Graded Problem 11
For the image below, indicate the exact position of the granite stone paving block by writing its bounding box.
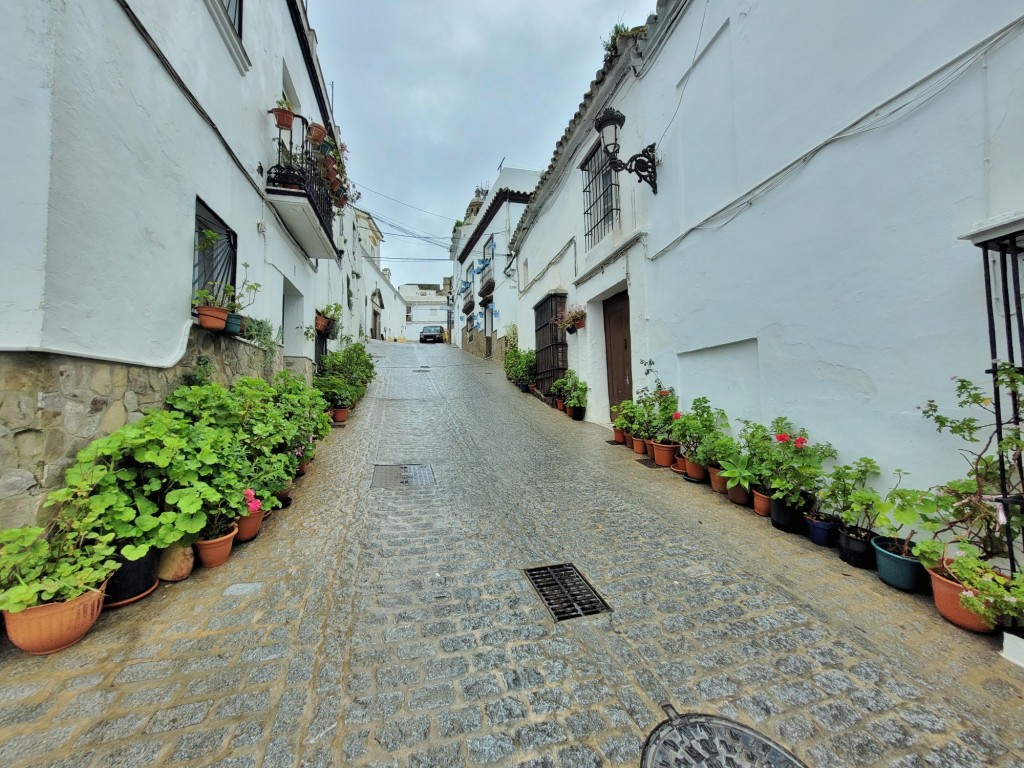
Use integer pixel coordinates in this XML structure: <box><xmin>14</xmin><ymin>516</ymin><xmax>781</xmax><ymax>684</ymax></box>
<box><xmin>1</xmin><ymin>341</ymin><xmax>1023</xmax><ymax>767</ymax></box>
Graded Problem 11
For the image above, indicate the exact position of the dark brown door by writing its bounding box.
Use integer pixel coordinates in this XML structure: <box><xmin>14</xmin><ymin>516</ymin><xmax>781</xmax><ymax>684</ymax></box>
<box><xmin>603</xmin><ymin>291</ymin><xmax>632</xmax><ymax>417</ymax></box>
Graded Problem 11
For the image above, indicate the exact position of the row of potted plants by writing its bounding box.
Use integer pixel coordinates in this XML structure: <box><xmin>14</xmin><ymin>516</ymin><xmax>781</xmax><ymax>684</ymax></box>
<box><xmin>504</xmin><ymin>347</ymin><xmax>537</xmax><ymax>392</ymax></box>
<box><xmin>192</xmin><ymin>258</ymin><xmax>262</xmax><ymax>334</ymax></box>
<box><xmin>610</xmin><ymin>364</ymin><xmax>1024</xmax><ymax>653</ymax></box>
<box><xmin>0</xmin><ymin>372</ymin><xmax>333</xmax><ymax>655</ymax></box>
<box><xmin>312</xmin><ymin>339</ymin><xmax>376</xmax><ymax>424</ymax></box>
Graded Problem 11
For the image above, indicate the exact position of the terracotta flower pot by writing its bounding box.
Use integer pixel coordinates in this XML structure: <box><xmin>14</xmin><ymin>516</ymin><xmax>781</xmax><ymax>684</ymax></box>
<box><xmin>3</xmin><ymin>584</ymin><xmax>106</xmax><ymax>655</ymax></box>
<box><xmin>236</xmin><ymin>510</ymin><xmax>264</xmax><ymax>543</ymax></box>
<box><xmin>574</xmin><ymin>318</ymin><xmax>585</xmax><ymax>330</ymax></box>
<box><xmin>752</xmin><ymin>489</ymin><xmax>771</xmax><ymax>516</ymax></box>
<box><xmin>307</xmin><ymin>122</ymin><xmax>328</xmax><ymax>143</ymax></box>
<box><xmin>196</xmin><ymin>306</ymin><xmax>228</xmax><ymax>330</ymax></box>
<box><xmin>157</xmin><ymin>543</ymin><xmax>195</xmax><ymax>582</ymax></box>
<box><xmin>624</xmin><ymin>432</ymin><xmax>634</xmax><ymax>449</ymax></box>
<box><xmin>650</xmin><ymin>441</ymin><xmax>680</xmax><ymax>467</ymax></box>
<box><xmin>314</xmin><ymin>314</ymin><xmax>330</xmax><ymax>333</ymax></box>
<box><xmin>632</xmin><ymin>438</ymin><xmax>647</xmax><ymax>455</ymax></box>
<box><xmin>726</xmin><ymin>485</ymin><xmax>752</xmax><ymax>506</ymax></box>
<box><xmin>271</xmin><ymin>107</ymin><xmax>294</xmax><ymax>130</ymax></box>
<box><xmin>333</xmin><ymin>408</ymin><xmax>349</xmax><ymax>423</ymax></box>
<box><xmin>674</xmin><ymin>454</ymin><xmax>687</xmax><ymax>471</ymax></box>
<box><xmin>708</xmin><ymin>466</ymin><xmax>727</xmax><ymax>493</ymax></box>
<box><xmin>612</xmin><ymin>427</ymin><xmax>625</xmax><ymax>444</ymax></box>
<box><xmin>195</xmin><ymin>524</ymin><xmax>237</xmax><ymax>568</ymax></box>
<box><xmin>556</xmin><ymin>399</ymin><xmax>565</xmax><ymax>411</ymax></box>
<box><xmin>927</xmin><ymin>561</ymin><xmax>996</xmax><ymax>634</ymax></box>
<box><xmin>684</xmin><ymin>457</ymin><xmax>708</xmax><ymax>482</ymax></box>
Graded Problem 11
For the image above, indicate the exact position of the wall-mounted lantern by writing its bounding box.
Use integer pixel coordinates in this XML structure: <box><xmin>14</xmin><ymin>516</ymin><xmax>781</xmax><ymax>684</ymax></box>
<box><xmin>593</xmin><ymin>107</ymin><xmax>657</xmax><ymax>194</ymax></box>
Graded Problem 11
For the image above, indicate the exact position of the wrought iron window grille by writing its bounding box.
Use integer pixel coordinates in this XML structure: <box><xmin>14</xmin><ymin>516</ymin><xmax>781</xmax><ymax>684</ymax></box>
<box><xmin>581</xmin><ymin>144</ymin><xmax>620</xmax><ymax>251</ymax></box>
<box><xmin>193</xmin><ymin>199</ymin><xmax>237</xmax><ymax>308</ymax></box>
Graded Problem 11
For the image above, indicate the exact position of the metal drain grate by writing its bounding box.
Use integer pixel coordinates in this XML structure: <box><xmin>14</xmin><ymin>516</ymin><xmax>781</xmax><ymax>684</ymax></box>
<box><xmin>642</xmin><ymin>706</ymin><xmax>807</xmax><ymax>767</ymax></box>
<box><xmin>523</xmin><ymin>563</ymin><xmax>611</xmax><ymax>621</ymax></box>
<box><xmin>636</xmin><ymin>458</ymin><xmax>663</xmax><ymax>469</ymax></box>
<box><xmin>371</xmin><ymin>464</ymin><xmax>435</xmax><ymax>489</ymax></box>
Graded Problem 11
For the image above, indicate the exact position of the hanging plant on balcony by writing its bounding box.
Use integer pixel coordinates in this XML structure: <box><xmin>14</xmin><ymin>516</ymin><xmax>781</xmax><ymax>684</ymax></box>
<box><xmin>307</xmin><ymin>122</ymin><xmax>328</xmax><ymax>145</ymax></box>
<box><xmin>271</xmin><ymin>97</ymin><xmax>295</xmax><ymax>131</ymax></box>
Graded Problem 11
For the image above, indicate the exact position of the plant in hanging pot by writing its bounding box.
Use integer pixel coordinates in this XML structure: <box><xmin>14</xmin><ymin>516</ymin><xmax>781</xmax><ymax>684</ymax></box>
<box><xmin>270</xmin><ymin>96</ymin><xmax>295</xmax><ymax>130</ymax></box>
<box><xmin>765</xmin><ymin>424</ymin><xmax>836</xmax><ymax>535</ymax></box>
<box><xmin>556</xmin><ymin>304</ymin><xmax>587</xmax><ymax>333</ymax></box>
<box><xmin>819</xmin><ymin>457</ymin><xmax>880</xmax><ymax>554</ymax></box>
<box><xmin>307</xmin><ymin>122</ymin><xmax>328</xmax><ymax>144</ymax></box>
<box><xmin>0</xmin><ymin>508</ymin><xmax>120</xmax><ymax>655</ymax></box>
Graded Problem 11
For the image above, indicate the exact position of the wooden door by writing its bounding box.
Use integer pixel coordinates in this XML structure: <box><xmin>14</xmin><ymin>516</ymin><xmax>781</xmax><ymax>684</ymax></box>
<box><xmin>603</xmin><ymin>291</ymin><xmax>632</xmax><ymax>417</ymax></box>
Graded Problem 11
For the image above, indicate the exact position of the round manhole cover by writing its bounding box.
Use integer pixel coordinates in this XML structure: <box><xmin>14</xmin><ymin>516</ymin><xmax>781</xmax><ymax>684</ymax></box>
<box><xmin>641</xmin><ymin>706</ymin><xmax>807</xmax><ymax>768</ymax></box>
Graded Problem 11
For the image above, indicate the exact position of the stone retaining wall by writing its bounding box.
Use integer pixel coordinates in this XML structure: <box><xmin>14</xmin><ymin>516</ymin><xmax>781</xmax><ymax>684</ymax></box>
<box><xmin>0</xmin><ymin>326</ymin><xmax>288</xmax><ymax>528</ymax></box>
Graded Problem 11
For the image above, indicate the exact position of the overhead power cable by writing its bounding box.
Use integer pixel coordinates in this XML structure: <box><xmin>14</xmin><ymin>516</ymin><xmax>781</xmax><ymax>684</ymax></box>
<box><xmin>354</xmin><ymin>182</ymin><xmax>458</xmax><ymax>220</ymax></box>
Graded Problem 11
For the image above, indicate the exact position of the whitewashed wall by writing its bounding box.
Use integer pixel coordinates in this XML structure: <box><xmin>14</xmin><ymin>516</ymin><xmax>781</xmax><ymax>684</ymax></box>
<box><xmin>1</xmin><ymin>0</ymin><xmax>339</xmax><ymax>367</ymax></box>
<box><xmin>514</xmin><ymin>0</ymin><xmax>1024</xmax><ymax>487</ymax></box>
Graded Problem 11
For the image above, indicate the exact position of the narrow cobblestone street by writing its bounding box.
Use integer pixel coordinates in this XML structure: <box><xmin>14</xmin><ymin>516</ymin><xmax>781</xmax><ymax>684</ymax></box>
<box><xmin>2</xmin><ymin>340</ymin><xmax>1024</xmax><ymax>768</ymax></box>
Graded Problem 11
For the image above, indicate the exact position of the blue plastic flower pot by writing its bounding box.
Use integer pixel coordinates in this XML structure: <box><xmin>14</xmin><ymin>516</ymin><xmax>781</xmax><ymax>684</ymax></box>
<box><xmin>872</xmin><ymin>536</ymin><xmax>929</xmax><ymax>592</ymax></box>
<box><xmin>806</xmin><ymin>517</ymin><xmax>837</xmax><ymax>547</ymax></box>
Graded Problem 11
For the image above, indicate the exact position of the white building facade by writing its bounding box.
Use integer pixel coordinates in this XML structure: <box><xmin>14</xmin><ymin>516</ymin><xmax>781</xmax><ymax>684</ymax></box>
<box><xmin>0</xmin><ymin>0</ymin><xmax>400</xmax><ymax>526</ymax></box>
<box><xmin>400</xmin><ymin>282</ymin><xmax>452</xmax><ymax>341</ymax></box>
<box><xmin>510</xmin><ymin>0</ymin><xmax>1024</xmax><ymax>486</ymax></box>
<box><xmin>451</xmin><ymin>168</ymin><xmax>539</xmax><ymax>360</ymax></box>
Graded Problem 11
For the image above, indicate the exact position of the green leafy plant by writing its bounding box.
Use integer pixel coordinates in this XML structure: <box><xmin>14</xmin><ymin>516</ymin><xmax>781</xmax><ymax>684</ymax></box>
<box><xmin>242</xmin><ymin>317</ymin><xmax>279</xmax><ymax>378</ymax></box>
<box><xmin>719</xmin><ymin>453</ymin><xmax>758</xmax><ymax>492</ymax></box>
<box><xmin>226</xmin><ymin>262</ymin><xmax>261</xmax><ymax>313</ymax></box>
<box><xmin>275</xmin><ymin>96</ymin><xmax>293</xmax><ymax>110</ymax></box>
<box><xmin>737</xmin><ymin>419</ymin><xmax>774</xmax><ymax>493</ymax></box>
<box><xmin>765</xmin><ymin>419</ymin><xmax>836</xmax><ymax>506</ymax></box>
<box><xmin>820</xmin><ymin>457</ymin><xmax>881</xmax><ymax>529</ymax></box>
<box><xmin>671</xmin><ymin>397</ymin><xmax>726</xmax><ymax>463</ymax></box>
<box><xmin>566</xmin><ymin>379</ymin><xmax>589</xmax><ymax>409</ymax></box>
<box><xmin>0</xmin><ymin>511</ymin><xmax>120</xmax><ymax>613</ymax></box>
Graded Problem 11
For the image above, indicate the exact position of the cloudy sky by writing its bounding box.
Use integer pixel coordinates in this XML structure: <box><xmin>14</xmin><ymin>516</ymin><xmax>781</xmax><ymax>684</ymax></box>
<box><xmin>308</xmin><ymin>1</ymin><xmax>656</xmax><ymax>287</ymax></box>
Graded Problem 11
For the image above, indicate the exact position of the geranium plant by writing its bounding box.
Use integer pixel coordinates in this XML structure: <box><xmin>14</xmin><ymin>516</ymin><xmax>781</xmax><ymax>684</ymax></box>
<box><xmin>819</xmin><ymin>457</ymin><xmax>881</xmax><ymax>531</ymax></box>
<box><xmin>765</xmin><ymin>420</ymin><xmax>836</xmax><ymax>507</ymax></box>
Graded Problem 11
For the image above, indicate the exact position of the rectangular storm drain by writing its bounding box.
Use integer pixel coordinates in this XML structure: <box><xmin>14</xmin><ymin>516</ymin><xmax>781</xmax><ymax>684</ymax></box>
<box><xmin>524</xmin><ymin>563</ymin><xmax>611</xmax><ymax>621</ymax></box>
<box><xmin>371</xmin><ymin>464</ymin><xmax>435</xmax><ymax>489</ymax></box>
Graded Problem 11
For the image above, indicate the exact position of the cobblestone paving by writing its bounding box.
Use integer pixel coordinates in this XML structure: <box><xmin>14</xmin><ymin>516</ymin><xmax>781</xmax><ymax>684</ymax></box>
<box><xmin>2</xmin><ymin>340</ymin><xmax>1024</xmax><ymax>767</ymax></box>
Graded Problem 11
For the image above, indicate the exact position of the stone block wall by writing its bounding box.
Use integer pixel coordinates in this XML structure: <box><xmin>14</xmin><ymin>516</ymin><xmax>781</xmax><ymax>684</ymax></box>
<box><xmin>0</xmin><ymin>326</ymin><xmax>285</xmax><ymax>529</ymax></box>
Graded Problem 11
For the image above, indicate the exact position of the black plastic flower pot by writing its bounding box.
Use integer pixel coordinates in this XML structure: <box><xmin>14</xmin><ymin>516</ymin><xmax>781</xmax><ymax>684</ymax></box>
<box><xmin>838</xmin><ymin>526</ymin><xmax>877</xmax><ymax>570</ymax></box>
<box><xmin>571</xmin><ymin>406</ymin><xmax>586</xmax><ymax>421</ymax></box>
<box><xmin>872</xmin><ymin>536</ymin><xmax>928</xmax><ymax>592</ymax></box>
<box><xmin>518</xmin><ymin>383</ymin><xmax>530</xmax><ymax>393</ymax></box>
<box><xmin>104</xmin><ymin>548</ymin><xmax>160</xmax><ymax>608</ymax></box>
<box><xmin>805</xmin><ymin>516</ymin><xmax>837</xmax><ymax>547</ymax></box>
<box><xmin>769</xmin><ymin>498</ymin><xmax>808</xmax><ymax>535</ymax></box>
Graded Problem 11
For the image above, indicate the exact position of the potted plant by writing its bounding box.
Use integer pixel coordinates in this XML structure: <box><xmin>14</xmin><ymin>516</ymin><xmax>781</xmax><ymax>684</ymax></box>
<box><xmin>871</xmin><ymin>483</ymin><xmax>938</xmax><ymax>593</ymax></box>
<box><xmin>235</xmin><ymin>489</ymin><xmax>264</xmax><ymax>543</ymax></box>
<box><xmin>0</xmin><ymin>509</ymin><xmax>119</xmax><ymax>654</ymax></box>
<box><xmin>271</xmin><ymin>96</ymin><xmax>295</xmax><ymax>131</ymax></box>
<box><xmin>224</xmin><ymin>263</ymin><xmax>261</xmax><ymax>335</ymax></box>
<box><xmin>615</xmin><ymin>400</ymin><xmax>638</xmax><ymax>449</ymax></box>
<box><xmin>718</xmin><ymin>450</ymin><xmax>757</xmax><ymax>507</ymax></box>
<box><xmin>307</xmin><ymin>122</ymin><xmax>328</xmax><ymax>144</ymax></box>
<box><xmin>313</xmin><ymin>374</ymin><xmax>358</xmax><ymax>422</ymax></box>
<box><xmin>649</xmin><ymin>390</ymin><xmax>681</xmax><ymax>467</ymax></box>
<box><xmin>514</xmin><ymin>349</ymin><xmax>536</xmax><ymax>392</ymax></box>
<box><xmin>552</xmin><ymin>375</ymin><xmax>570</xmax><ymax>412</ymax></box>
<box><xmin>556</xmin><ymin>304</ymin><xmax>587</xmax><ymax>334</ymax></box>
<box><xmin>702</xmin><ymin>433</ymin><xmax>738</xmax><ymax>494</ymax></box>
<box><xmin>818</xmin><ymin>457</ymin><xmax>879</xmax><ymax>552</ymax></box>
<box><xmin>567</xmin><ymin>378</ymin><xmax>589</xmax><ymax>421</ymax></box>
<box><xmin>737</xmin><ymin>419</ymin><xmax>774</xmax><ymax>515</ymax></box>
<box><xmin>913</xmin><ymin>365</ymin><xmax>1024</xmax><ymax>637</ymax></box>
<box><xmin>765</xmin><ymin>424</ymin><xmax>836</xmax><ymax>535</ymax></box>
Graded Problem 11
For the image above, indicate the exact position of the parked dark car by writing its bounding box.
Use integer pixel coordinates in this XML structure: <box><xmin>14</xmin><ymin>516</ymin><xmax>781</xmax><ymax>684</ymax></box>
<box><xmin>419</xmin><ymin>325</ymin><xmax>444</xmax><ymax>343</ymax></box>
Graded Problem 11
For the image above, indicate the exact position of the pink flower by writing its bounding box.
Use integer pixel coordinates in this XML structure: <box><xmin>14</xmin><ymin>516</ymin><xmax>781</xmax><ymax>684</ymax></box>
<box><xmin>246</xmin><ymin>497</ymin><xmax>262</xmax><ymax>513</ymax></box>
<box><xmin>794</xmin><ymin>436</ymin><xmax>808</xmax><ymax>449</ymax></box>
<box><xmin>775</xmin><ymin>433</ymin><xmax>790</xmax><ymax>443</ymax></box>
<box><xmin>673</xmin><ymin>412</ymin><xmax>682</xmax><ymax>420</ymax></box>
<box><xmin>243</xmin><ymin>488</ymin><xmax>255</xmax><ymax>502</ymax></box>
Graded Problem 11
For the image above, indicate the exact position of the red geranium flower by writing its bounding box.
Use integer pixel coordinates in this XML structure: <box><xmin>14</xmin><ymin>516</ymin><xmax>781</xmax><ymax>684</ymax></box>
<box><xmin>794</xmin><ymin>436</ymin><xmax>808</xmax><ymax>449</ymax></box>
<box><xmin>673</xmin><ymin>412</ymin><xmax>682</xmax><ymax>420</ymax></box>
<box><xmin>775</xmin><ymin>433</ymin><xmax>791</xmax><ymax>443</ymax></box>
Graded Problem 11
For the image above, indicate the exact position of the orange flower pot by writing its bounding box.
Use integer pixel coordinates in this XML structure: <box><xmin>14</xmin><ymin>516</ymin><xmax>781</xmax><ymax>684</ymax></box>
<box><xmin>927</xmin><ymin>561</ymin><xmax>996</xmax><ymax>634</ymax></box>
<box><xmin>624</xmin><ymin>432</ymin><xmax>634</xmax><ymax>449</ymax></box>
<box><xmin>3</xmin><ymin>584</ymin><xmax>106</xmax><ymax>655</ymax></box>
<box><xmin>236</xmin><ymin>510</ymin><xmax>264</xmax><ymax>543</ymax></box>
<box><xmin>632</xmin><ymin>438</ymin><xmax>647</xmax><ymax>455</ymax></box>
<box><xmin>650</xmin><ymin>441</ymin><xmax>680</xmax><ymax>467</ymax></box>
<box><xmin>752</xmin><ymin>490</ymin><xmax>772</xmax><ymax>516</ymax></box>
<box><xmin>612</xmin><ymin>427</ymin><xmax>625</xmax><ymax>444</ymax></box>
<box><xmin>684</xmin><ymin>457</ymin><xmax>708</xmax><ymax>482</ymax></box>
<box><xmin>708</xmin><ymin>467</ymin><xmax>727</xmax><ymax>493</ymax></box>
<box><xmin>195</xmin><ymin>524</ymin><xmax>237</xmax><ymax>568</ymax></box>
<box><xmin>196</xmin><ymin>306</ymin><xmax>228</xmax><ymax>330</ymax></box>
<box><xmin>333</xmin><ymin>408</ymin><xmax>349</xmax><ymax>423</ymax></box>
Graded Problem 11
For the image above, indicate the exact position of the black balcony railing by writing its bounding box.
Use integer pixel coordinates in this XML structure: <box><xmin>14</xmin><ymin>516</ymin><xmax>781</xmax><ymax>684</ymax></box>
<box><xmin>266</xmin><ymin>114</ymin><xmax>335</xmax><ymax>245</ymax></box>
<box><xmin>478</xmin><ymin>260</ymin><xmax>495</xmax><ymax>297</ymax></box>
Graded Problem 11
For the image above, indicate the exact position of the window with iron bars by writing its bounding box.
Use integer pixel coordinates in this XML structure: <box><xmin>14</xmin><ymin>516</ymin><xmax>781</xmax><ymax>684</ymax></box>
<box><xmin>581</xmin><ymin>143</ymin><xmax>619</xmax><ymax>250</ymax></box>
<box><xmin>220</xmin><ymin>0</ymin><xmax>242</xmax><ymax>37</ymax></box>
<box><xmin>193</xmin><ymin>199</ymin><xmax>237</xmax><ymax>308</ymax></box>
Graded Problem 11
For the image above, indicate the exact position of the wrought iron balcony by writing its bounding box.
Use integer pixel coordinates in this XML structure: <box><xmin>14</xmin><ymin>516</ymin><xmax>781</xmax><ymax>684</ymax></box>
<box><xmin>478</xmin><ymin>259</ymin><xmax>494</xmax><ymax>298</ymax></box>
<box><xmin>266</xmin><ymin>114</ymin><xmax>336</xmax><ymax>259</ymax></box>
<box><xmin>462</xmin><ymin>295</ymin><xmax>475</xmax><ymax>315</ymax></box>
